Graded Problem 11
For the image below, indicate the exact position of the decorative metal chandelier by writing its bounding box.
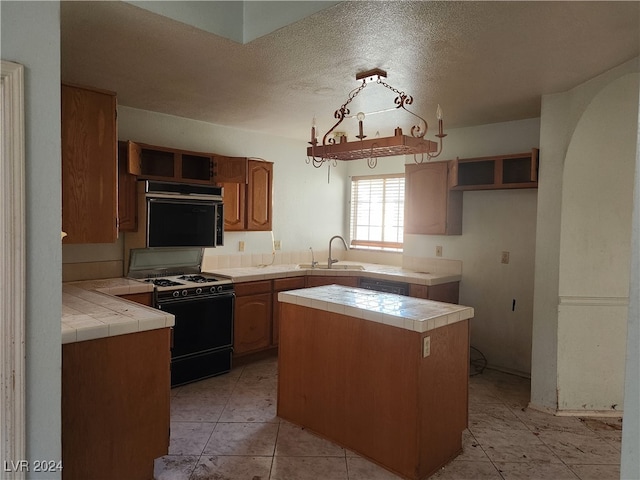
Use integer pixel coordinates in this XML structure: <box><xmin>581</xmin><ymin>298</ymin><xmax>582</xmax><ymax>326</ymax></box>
<box><xmin>306</xmin><ymin>68</ymin><xmax>446</xmax><ymax>169</ymax></box>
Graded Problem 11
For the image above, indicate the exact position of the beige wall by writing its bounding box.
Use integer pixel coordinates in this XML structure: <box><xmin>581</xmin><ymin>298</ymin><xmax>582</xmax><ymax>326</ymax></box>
<box><xmin>531</xmin><ymin>59</ymin><xmax>639</xmax><ymax>414</ymax></box>
<box><xmin>346</xmin><ymin>118</ymin><xmax>540</xmax><ymax>376</ymax></box>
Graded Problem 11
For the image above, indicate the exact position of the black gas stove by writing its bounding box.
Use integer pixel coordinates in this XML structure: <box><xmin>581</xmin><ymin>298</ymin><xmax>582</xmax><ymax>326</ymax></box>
<box><xmin>128</xmin><ymin>247</ymin><xmax>235</xmax><ymax>387</ymax></box>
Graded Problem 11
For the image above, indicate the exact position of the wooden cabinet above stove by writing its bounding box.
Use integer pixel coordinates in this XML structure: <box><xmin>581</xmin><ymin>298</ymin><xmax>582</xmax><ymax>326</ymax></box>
<box><xmin>126</xmin><ymin>141</ymin><xmax>217</xmax><ymax>185</ymax></box>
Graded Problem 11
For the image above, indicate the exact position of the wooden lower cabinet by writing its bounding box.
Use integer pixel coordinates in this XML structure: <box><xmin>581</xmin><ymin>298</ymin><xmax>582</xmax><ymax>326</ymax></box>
<box><xmin>233</xmin><ymin>276</ymin><xmax>459</xmax><ymax>356</ymax></box>
<box><xmin>118</xmin><ymin>291</ymin><xmax>153</xmax><ymax>306</ymax></box>
<box><xmin>409</xmin><ymin>282</ymin><xmax>460</xmax><ymax>304</ymax></box>
<box><xmin>234</xmin><ymin>281</ymin><xmax>273</xmax><ymax>355</ymax></box>
<box><xmin>62</xmin><ymin>328</ymin><xmax>171</xmax><ymax>480</ymax></box>
<box><xmin>305</xmin><ymin>275</ymin><xmax>359</xmax><ymax>288</ymax></box>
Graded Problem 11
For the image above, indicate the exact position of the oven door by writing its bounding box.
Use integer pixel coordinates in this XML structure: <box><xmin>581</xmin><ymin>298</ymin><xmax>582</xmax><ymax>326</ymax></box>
<box><xmin>158</xmin><ymin>293</ymin><xmax>234</xmax><ymax>359</ymax></box>
<box><xmin>147</xmin><ymin>198</ymin><xmax>220</xmax><ymax>248</ymax></box>
<box><xmin>158</xmin><ymin>293</ymin><xmax>234</xmax><ymax>386</ymax></box>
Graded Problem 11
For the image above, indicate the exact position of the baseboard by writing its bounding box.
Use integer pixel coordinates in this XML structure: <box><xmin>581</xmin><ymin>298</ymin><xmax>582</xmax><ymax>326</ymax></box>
<box><xmin>528</xmin><ymin>402</ymin><xmax>624</xmax><ymax>418</ymax></box>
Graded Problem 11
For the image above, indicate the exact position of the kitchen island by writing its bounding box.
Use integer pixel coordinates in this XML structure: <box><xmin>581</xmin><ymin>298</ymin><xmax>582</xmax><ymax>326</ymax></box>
<box><xmin>277</xmin><ymin>285</ymin><xmax>473</xmax><ymax>480</ymax></box>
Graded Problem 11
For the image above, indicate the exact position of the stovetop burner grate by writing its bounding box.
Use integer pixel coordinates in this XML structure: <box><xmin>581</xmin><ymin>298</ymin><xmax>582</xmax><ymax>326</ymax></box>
<box><xmin>145</xmin><ymin>278</ymin><xmax>185</xmax><ymax>287</ymax></box>
<box><xmin>177</xmin><ymin>274</ymin><xmax>219</xmax><ymax>283</ymax></box>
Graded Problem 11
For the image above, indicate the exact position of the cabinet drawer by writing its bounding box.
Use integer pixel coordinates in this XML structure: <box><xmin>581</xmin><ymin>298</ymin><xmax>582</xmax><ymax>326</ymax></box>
<box><xmin>234</xmin><ymin>280</ymin><xmax>272</xmax><ymax>296</ymax></box>
<box><xmin>273</xmin><ymin>277</ymin><xmax>306</xmax><ymax>292</ymax></box>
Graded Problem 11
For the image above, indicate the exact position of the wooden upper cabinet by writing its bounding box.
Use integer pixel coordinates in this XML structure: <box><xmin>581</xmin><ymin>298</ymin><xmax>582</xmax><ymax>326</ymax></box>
<box><xmin>126</xmin><ymin>141</ymin><xmax>215</xmax><ymax>184</ymax></box>
<box><xmin>220</xmin><ymin>158</ymin><xmax>273</xmax><ymax>231</ymax></box>
<box><xmin>247</xmin><ymin>160</ymin><xmax>273</xmax><ymax>231</ymax></box>
<box><xmin>449</xmin><ymin>148</ymin><xmax>539</xmax><ymax>190</ymax></box>
<box><xmin>124</xmin><ymin>141</ymin><xmax>274</xmax><ymax>231</ymax></box>
<box><xmin>62</xmin><ymin>84</ymin><xmax>118</xmax><ymax>244</ymax></box>
<box><xmin>404</xmin><ymin>161</ymin><xmax>462</xmax><ymax>236</ymax></box>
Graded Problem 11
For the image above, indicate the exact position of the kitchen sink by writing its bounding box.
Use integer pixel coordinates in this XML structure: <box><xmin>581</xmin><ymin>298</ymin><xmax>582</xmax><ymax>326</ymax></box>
<box><xmin>296</xmin><ymin>263</ymin><xmax>365</xmax><ymax>270</ymax></box>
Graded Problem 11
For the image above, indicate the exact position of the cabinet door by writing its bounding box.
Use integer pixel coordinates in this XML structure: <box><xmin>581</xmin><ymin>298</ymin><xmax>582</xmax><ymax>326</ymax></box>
<box><xmin>408</xmin><ymin>282</ymin><xmax>459</xmax><ymax>304</ymax></box>
<box><xmin>215</xmin><ymin>155</ymin><xmax>247</xmax><ymax>183</ymax></box>
<box><xmin>427</xmin><ymin>282</ymin><xmax>459</xmax><ymax>304</ymax></box>
<box><xmin>62</xmin><ymin>84</ymin><xmax>118</xmax><ymax>243</ymax></box>
<box><xmin>118</xmin><ymin>141</ymin><xmax>137</xmax><ymax>232</ymax></box>
<box><xmin>246</xmin><ymin>160</ymin><xmax>273</xmax><ymax>231</ymax></box>
<box><xmin>127</xmin><ymin>141</ymin><xmax>142</xmax><ymax>176</ymax></box>
<box><xmin>234</xmin><ymin>293</ymin><xmax>272</xmax><ymax>355</ymax></box>
<box><xmin>222</xmin><ymin>182</ymin><xmax>246</xmax><ymax>231</ymax></box>
<box><xmin>405</xmin><ymin>162</ymin><xmax>462</xmax><ymax>235</ymax></box>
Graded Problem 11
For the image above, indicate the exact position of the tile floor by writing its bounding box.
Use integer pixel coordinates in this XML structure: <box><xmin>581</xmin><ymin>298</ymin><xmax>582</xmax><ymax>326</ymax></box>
<box><xmin>154</xmin><ymin>356</ymin><xmax>622</xmax><ymax>480</ymax></box>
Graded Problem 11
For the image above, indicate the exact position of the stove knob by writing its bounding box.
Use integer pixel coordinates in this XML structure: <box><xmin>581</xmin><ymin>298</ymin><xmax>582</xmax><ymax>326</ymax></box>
<box><xmin>217</xmin><ymin>285</ymin><xmax>223</xmax><ymax>293</ymax></box>
<box><xmin>173</xmin><ymin>291</ymin><xmax>180</xmax><ymax>298</ymax></box>
<box><xmin>210</xmin><ymin>286</ymin><xmax>216</xmax><ymax>293</ymax></box>
<box><xmin>196</xmin><ymin>288</ymin><xmax>203</xmax><ymax>295</ymax></box>
<box><xmin>181</xmin><ymin>289</ymin><xmax>188</xmax><ymax>297</ymax></box>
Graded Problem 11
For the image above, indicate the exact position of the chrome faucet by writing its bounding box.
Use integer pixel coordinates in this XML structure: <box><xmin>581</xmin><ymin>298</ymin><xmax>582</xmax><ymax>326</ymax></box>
<box><xmin>328</xmin><ymin>235</ymin><xmax>348</xmax><ymax>268</ymax></box>
<box><xmin>309</xmin><ymin>247</ymin><xmax>318</xmax><ymax>268</ymax></box>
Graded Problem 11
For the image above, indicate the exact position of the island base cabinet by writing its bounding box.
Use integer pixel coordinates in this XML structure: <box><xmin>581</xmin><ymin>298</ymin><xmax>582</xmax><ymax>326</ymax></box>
<box><xmin>277</xmin><ymin>304</ymin><xmax>469</xmax><ymax>480</ymax></box>
<box><xmin>62</xmin><ymin>328</ymin><xmax>171</xmax><ymax>480</ymax></box>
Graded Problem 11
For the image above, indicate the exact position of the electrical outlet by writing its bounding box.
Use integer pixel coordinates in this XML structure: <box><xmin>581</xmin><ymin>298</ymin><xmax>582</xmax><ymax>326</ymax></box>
<box><xmin>238</xmin><ymin>241</ymin><xmax>245</xmax><ymax>252</ymax></box>
<box><xmin>422</xmin><ymin>336</ymin><xmax>431</xmax><ymax>358</ymax></box>
<box><xmin>274</xmin><ymin>240</ymin><xmax>281</xmax><ymax>251</ymax></box>
<box><xmin>501</xmin><ymin>251</ymin><xmax>510</xmax><ymax>264</ymax></box>
<box><xmin>436</xmin><ymin>246</ymin><xmax>443</xmax><ymax>257</ymax></box>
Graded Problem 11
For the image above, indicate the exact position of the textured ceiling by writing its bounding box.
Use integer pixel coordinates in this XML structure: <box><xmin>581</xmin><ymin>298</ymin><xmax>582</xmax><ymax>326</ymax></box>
<box><xmin>61</xmin><ymin>1</ymin><xmax>640</xmax><ymax>143</ymax></box>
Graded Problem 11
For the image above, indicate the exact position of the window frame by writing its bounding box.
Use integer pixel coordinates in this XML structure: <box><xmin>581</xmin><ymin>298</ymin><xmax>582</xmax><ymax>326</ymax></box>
<box><xmin>349</xmin><ymin>173</ymin><xmax>405</xmax><ymax>252</ymax></box>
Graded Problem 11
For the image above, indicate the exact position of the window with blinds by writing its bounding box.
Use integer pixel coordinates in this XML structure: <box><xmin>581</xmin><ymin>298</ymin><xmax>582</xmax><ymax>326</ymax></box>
<box><xmin>349</xmin><ymin>174</ymin><xmax>404</xmax><ymax>251</ymax></box>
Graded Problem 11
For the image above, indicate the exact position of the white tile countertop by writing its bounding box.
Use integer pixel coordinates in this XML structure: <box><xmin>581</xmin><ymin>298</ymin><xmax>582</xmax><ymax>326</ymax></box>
<box><xmin>204</xmin><ymin>261</ymin><xmax>461</xmax><ymax>285</ymax></box>
<box><xmin>62</xmin><ymin>278</ymin><xmax>174</xmax><ymax>345</ymax></box>
<box><xmin>278</xmin><ymin>284</ymin><xmax>474</xmax><ymax>334</ymax></box>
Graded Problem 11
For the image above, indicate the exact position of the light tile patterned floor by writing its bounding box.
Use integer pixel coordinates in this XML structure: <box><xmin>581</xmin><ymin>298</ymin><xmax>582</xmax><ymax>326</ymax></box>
<box><xmin>154</xmin><ymin>356</ymin><xmax>622</xmax><ymax>480</ymax></box>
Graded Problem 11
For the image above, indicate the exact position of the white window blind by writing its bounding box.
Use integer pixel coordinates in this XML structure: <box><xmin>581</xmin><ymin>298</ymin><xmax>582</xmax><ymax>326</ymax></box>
<box><xmin>350</xmin><ymin>174</ymin><xmax>404</xmax><ymax>251</ymax></box>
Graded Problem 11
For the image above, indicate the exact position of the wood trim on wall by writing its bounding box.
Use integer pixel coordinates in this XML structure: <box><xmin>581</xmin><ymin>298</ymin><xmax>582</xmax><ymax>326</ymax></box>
<box><xmin>1</xmin><ymin>60</ymin><xmax>26</xmax><ymax>479</ymax></box>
